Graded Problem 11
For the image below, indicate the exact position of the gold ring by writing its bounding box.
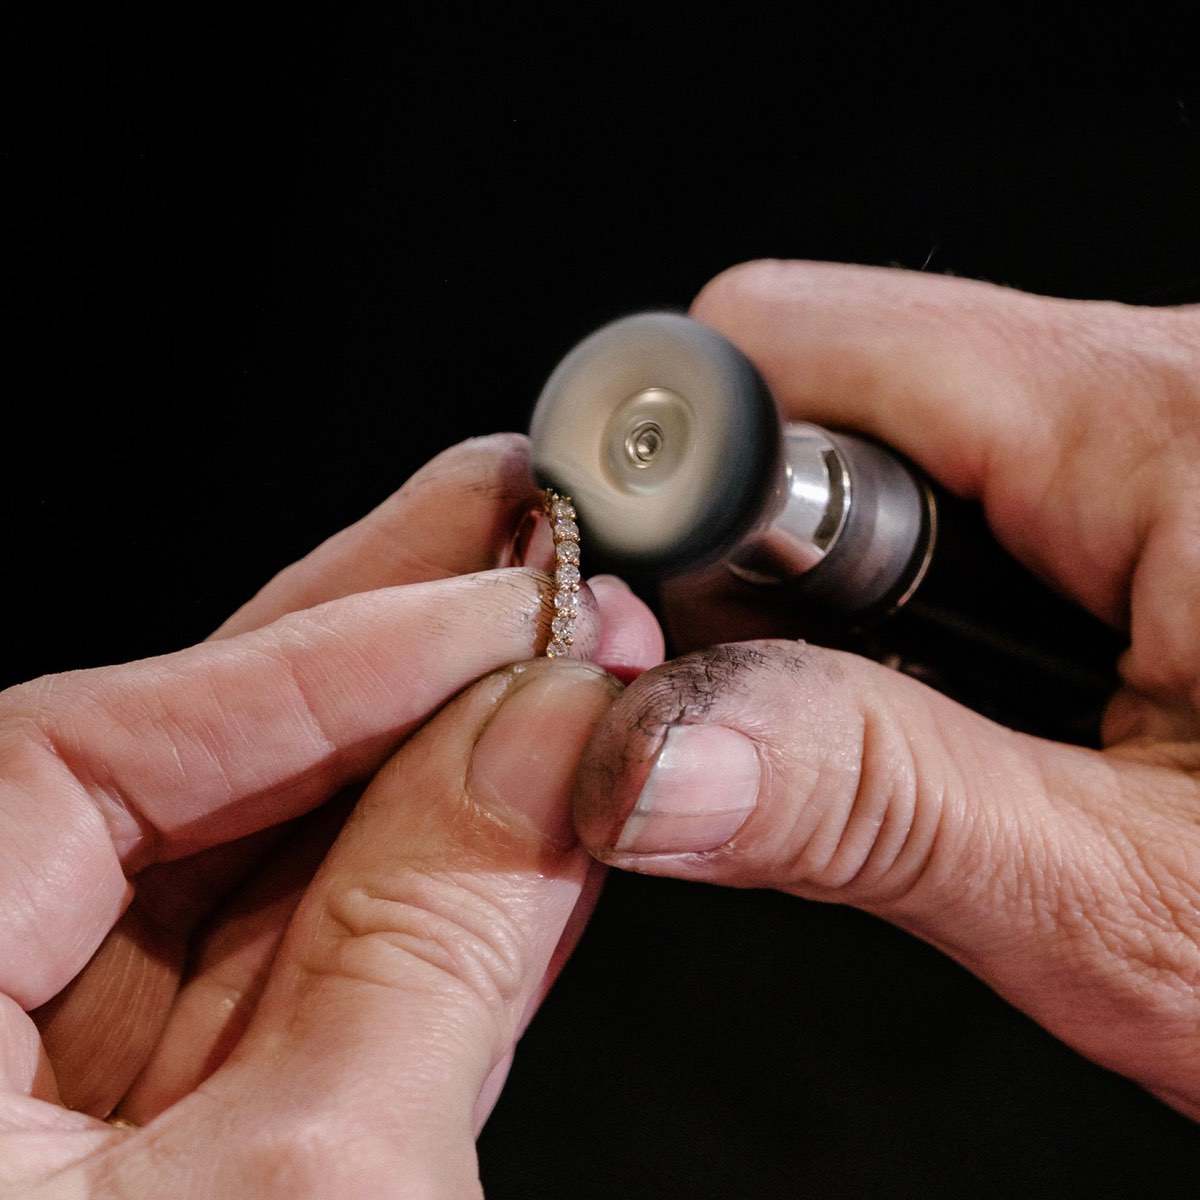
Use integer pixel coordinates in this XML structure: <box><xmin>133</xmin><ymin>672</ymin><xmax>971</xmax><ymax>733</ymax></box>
<box><xmin>544</xmin><ymin>489</ymin><xmax>581</xmax><ymax>657</ymax></box>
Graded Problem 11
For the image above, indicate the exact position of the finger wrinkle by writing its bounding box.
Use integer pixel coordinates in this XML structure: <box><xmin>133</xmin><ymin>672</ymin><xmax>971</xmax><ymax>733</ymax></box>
<box><xmin>0</xmin><ymin>751</ymin><xmax>129</xmax><ymax>1006</ymax></box>
<box><xmin>5</xmin><ymin>681</ymin><xmax>162</xmax><ymax>863</ymax></box>
<box><xmin>25</xmin><ymin>716</ymin><xmax>162</xmax><ymax>870</ymax></box>
<box><xmin>377</xmin><ymin>434</ymin><xmax>536</xmax><ymax>537</ymax></box>
<box><xmin>799</xmin><ymin>703</ymin><xmax>913</xmax><ymax>895</ymax></box>
<box><xmin>263</xmin><ymin>621</ymin><xmax>366</xmax><ymax>765</ymax></box>
<box><xmin>301</xmin><ymin>869</ymin><xmax>529</xmax><ymax>1054</ymax></box>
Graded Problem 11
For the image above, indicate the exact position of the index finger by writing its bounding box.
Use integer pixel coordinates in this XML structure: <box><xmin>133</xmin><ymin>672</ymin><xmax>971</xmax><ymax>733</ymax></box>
<box><xmin>690</xmin><ymin>260</ymin><xmax>1195</xmax><ymax>625</ymax></box>
<box><xmin>0</xmin><ymin>569</ymin><xmax>600</xmax><ymax>1011</ymax></box>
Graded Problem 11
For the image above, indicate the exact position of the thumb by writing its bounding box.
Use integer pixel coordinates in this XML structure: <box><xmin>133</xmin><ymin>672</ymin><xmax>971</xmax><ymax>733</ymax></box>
<box><xmin>98</xmin><ymin>659</ymin><xmax>619</xmax><ymax>1198</ymax></box>
<box><xmin>572</xmin><ymin>641</ymin><xmax>1200</xmax><ymax>1114</ymax></box>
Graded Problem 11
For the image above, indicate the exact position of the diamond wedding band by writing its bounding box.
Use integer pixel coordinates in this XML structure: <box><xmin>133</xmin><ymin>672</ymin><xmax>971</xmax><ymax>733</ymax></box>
<box><xmin>544</xmin><ymin>489</ymin><xmax>581</xmax><ymax>657</ymax></box>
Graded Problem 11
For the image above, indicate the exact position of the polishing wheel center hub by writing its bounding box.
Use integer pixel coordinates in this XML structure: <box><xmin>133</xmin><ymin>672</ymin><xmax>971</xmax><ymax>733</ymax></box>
<box><xmin>603</xmin><ymin>386</ymin><xmax>691</xmax><ymax>492</ymax></box>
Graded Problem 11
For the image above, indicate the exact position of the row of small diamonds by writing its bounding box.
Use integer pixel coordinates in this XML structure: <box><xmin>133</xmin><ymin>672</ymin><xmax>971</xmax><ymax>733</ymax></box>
<box><xmin>545</xmin><ymin>490</ymin><xmax>580</xmax><ymax>658</ymax></box>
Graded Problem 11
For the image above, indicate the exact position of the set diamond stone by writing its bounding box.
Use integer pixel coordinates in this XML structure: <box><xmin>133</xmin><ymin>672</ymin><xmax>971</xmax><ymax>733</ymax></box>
<box><xmin>545</xmin><ymin>491</ymin><xmax>580</xmax><ymax>657</ymax></box>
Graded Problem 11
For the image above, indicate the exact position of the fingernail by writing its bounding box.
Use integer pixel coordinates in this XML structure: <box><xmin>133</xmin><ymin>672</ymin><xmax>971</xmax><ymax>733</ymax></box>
<box><xmin>469</xmin><ymin>662</ymin><xmax>619</xmax><ymax>848</ymax></box>
<box><xmin>615</xmin><ymin>725</ymin><xmax>759</xmax><ymax>854</ymax></box>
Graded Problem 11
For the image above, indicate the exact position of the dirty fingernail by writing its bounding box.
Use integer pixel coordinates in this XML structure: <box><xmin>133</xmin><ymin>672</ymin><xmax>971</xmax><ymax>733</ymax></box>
<box><xmin>615</xmin><ymin>725</ymin><xmax>759</xmax><ymax>854</ymax></box>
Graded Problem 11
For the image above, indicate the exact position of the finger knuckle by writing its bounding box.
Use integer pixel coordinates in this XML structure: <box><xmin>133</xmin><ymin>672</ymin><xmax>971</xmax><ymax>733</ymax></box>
<box><xmin>395</xmin><ymin>432</ymin><xmax>534</xmax><ymax>506</ymax></box>
<box><xmin>315</xmin><ymin>868</ymin><xmax>529</xmax><ymax>1032</ymax></box>
<box><xmin>230</xmin><ymin>1115</ymin><xmax>443</xmax><ymax>1199</ymax></box>
<box><xmin>239</xmin><ymin>1118</ymin><xmax>358</xmax><ymax>1194</ymax></box>
<box><xmin>690</xmin><ymin>258</ymin><xmax>782</xmax><ymax>319</ymax></box>
<box><xmin>786</xmin><ymin>701</ymin><xmax>929</xmax><ymax>898</ymax></box>
<box><xmin>757</xmin><ymin>656</ymin><xmax>960</xmax><ymax>903</ymax></box>
<box><xmin>468</xmin><ymin>566</ymin><xmax>602</xmax><ymax>654</ymax></box>
<box><xmin>0</xmin><ymin>670</ymin><xmax>71</xmax><ymax>727</ymax></box>
<box><xmin>472</xmin><ymin>566</ymin><xmax>552</xmax><ymax>643</ymax></box>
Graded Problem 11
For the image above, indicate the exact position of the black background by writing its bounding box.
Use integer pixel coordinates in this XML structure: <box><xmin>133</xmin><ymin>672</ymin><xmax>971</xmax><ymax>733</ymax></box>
<box><xmin>8</xmin><ymin>9</ymin><xmax>1200</xmax><ymax>1196</ymax></box>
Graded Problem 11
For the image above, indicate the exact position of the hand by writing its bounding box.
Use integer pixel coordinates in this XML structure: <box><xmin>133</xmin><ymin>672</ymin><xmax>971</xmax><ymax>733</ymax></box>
<box><xmin>1</xmin><ymin>434</ymin><xmax>663</xmax><ymax>1196</ymax></box>
<box><xmin>572</xmin><ymin>261</ymin><xmax>1200</xmax><ymax>1119</ymax></box>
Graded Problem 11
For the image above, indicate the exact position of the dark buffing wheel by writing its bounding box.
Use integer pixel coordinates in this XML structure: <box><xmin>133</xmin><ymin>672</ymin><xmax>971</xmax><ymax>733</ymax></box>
<box><xmin>529</xmin><ymin>312</ymin><xmax>783</xmax><ymax>575</ymax></box>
